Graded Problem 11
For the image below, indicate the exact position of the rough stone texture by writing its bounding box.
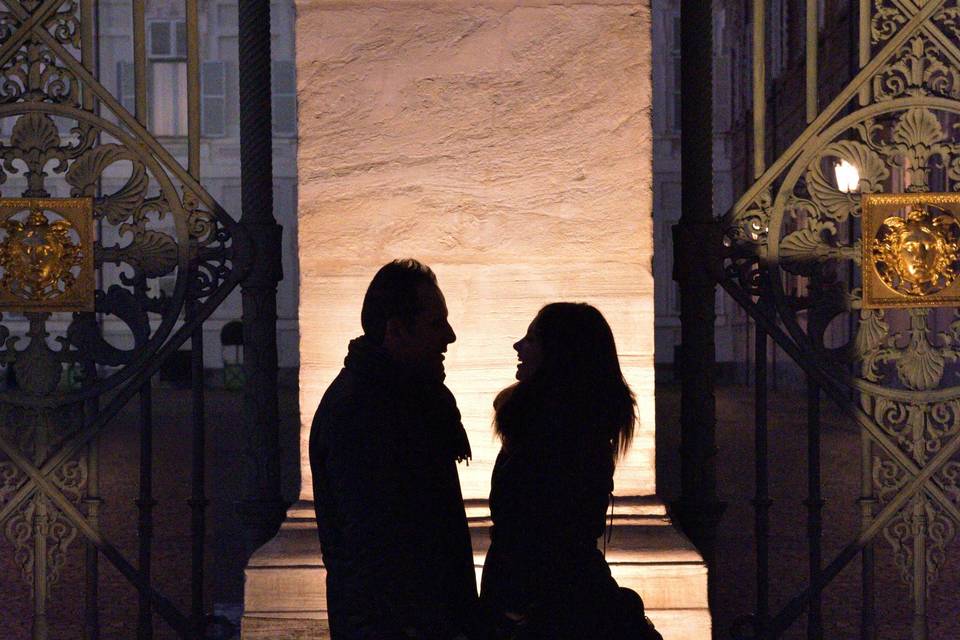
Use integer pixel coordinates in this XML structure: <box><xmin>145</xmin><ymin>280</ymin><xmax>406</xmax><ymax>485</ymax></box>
<box><xmin>295</xmin><ymin>0</ymin><xmax>656</xmax><ymax>501</ymax></box>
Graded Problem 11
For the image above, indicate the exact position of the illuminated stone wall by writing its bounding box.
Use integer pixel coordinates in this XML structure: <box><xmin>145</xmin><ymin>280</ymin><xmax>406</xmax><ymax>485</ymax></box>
<box><xmin>296</xmin><ymin>0</ymin><xmax>655</xmax><ymax>501</ymax></box>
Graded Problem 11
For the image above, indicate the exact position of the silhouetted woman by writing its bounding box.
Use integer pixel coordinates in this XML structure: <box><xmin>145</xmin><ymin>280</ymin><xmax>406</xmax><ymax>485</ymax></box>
<box><xmin>480</xmin><ymin>303</ymin><xmax>660</xmax><ymax>639</ymax></box>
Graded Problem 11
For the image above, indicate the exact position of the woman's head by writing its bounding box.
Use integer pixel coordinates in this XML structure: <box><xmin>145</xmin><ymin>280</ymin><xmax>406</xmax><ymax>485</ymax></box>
<box><xmin>513</xmin><ymin>303</ymin><xmax>622</xmax><ymax>385</ymax></box>
<box><xmin>497</xmin><ymin>303</ymin><xmax>636</xmax><ymax>460</ymax></box>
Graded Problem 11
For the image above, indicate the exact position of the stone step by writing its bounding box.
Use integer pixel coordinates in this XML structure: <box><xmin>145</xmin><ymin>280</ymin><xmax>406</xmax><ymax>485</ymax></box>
<box><xmin>243</xmin><ymin>499</ymin><xmax>711</xmax><ymax>639</ymax></box>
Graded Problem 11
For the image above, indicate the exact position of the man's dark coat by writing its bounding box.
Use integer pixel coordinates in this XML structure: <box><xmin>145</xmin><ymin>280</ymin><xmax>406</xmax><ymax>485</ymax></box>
<box><xmin>310</xmin><ymin>337</ymin><xmax>477</xmax><ymax>640</ymax></box>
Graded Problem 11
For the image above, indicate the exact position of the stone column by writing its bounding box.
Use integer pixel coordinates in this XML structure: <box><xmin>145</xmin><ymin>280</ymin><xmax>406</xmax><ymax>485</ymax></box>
<box><xmin>243</xmin><ymin>2</ymin><xmax>709</xmax><ymax>637</ymax></box>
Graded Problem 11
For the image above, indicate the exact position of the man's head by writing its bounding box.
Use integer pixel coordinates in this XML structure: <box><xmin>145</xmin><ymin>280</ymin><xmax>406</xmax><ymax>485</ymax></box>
<box><xmin>361</xmin><ymin>259</ymin><xmax>456</xmax><ymax>378</ymax></box>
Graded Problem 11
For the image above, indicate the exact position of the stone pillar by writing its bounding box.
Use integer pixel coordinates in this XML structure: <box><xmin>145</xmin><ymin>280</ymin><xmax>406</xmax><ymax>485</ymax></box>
<box><xmin>243</xmin><ymin>2</ymin><xmax>709</xmax><ymax>637</ymax></box>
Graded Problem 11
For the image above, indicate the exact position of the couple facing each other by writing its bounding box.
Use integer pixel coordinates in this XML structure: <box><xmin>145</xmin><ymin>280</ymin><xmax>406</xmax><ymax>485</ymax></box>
<box><xmin>309</xmin><ymin>259</ymin><xmax>661</xmax><ymax>640</ymax></box>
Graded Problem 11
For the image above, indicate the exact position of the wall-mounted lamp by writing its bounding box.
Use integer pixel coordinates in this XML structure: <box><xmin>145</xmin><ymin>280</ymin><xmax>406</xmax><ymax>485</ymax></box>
<box><xmin>835</xmin><ymin>159</ymin><xmax>860</xmax><ymax>194</ymax></box>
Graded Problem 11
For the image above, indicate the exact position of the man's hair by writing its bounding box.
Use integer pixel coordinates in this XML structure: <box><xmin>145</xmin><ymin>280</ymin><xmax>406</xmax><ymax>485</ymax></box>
<box><xmin>361</xmin><ymin>259</ymin><xmax>438</xmax><ymax>345</ymax></box>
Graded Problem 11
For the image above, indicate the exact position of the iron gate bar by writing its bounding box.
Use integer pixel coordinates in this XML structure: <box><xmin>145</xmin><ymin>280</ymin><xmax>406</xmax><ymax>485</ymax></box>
<box><xmin>185</xmin><ymin>0</ymin><xmax>207</xmax><ymax>631</ymax></box>
<box><xmin>805</xmin><ymin>379</ymin><xmax>823</xmax><ymax>640</ymax></box>
<box><xmin>189</xmin><ymin>304</ymin><xmax>207</xmax><ymax>639</ymax></box>
<box><xmin>805</xmin><ymin>0</ymin><xmax>818</xmax><ymax>123</ymax></box>
<box><xmin>84</xmin><ymin>363</ymin><xmax>100</xmax><ymax>640</ymax></box>
<box><xmin>754</xmin><ymin>318</ymin><xmax>771</xmax><ymax>637</ymax></box>
<box><xmin>186</xmin><ymin>0</ymin><xmax>200</xmax><ymax>177</ymax></box>
<box><xmin>719</xmin><ymin>276</ymin><xmax>960</xmax><ymax>636</ymax></box>
<box><xmin>911</xmin><ymin>500</ymin><xmax>927</xmax><ymax>638</ymax></box>
<box><xmin>859</xmin><ymin>0</ymin><xmax>870</xmax><ymax>106</ymax></box>
<box><xmin>752</xmin><ymin>0</ymin><xmax>765</xmax><ymax>178</ymax></box>
<box><xmin>137</xmin><ymin>382</ymin><xmax>155</xmax><ymax>639</ymax></box>
<box><xmin>732</xmin><ymin>0</ymin><xmax>945</xmax><ymax>220</ymax></box>
<box><xmin>859</xmin><ymin>426</ymin><xmax>877</xmax><ymax>640</ymax></box>
<box><xmin>852</xmin><ymin>377</ymin><xmax>960</xmax><ymax>403</ymax></box>
<box><xmin>133</xmin><ymin>0</ymin><xmax>146</xmax><ymax>124</ymax></box>
<box><xmin>79</xmin><ymin>0</ymin><xmax>94</xmax><ymax>110</ymax></box>
<box><xmin>132</xmin><ymin>0</ymin><xmax>147</xmax><ymax>127</ymax></box>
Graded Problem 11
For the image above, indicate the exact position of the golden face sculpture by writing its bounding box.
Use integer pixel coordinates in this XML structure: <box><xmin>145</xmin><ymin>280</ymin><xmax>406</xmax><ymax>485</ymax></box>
<box><xmin>0</xmin><ymin>209</ymin><xmax>83</xmax><ymax>301</ymax></box>
<box><xmin>872</xmin><ymin>205</ymin><xmax>960</xmax><ymax>297</ymax></box>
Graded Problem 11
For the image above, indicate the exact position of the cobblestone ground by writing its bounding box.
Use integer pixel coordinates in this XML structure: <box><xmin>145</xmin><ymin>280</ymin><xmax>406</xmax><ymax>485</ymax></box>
<box><xmin>658</xmin><ymin>382</ymin><xmax>960</xmax><ymax>639</ymax></box>
<box><xmin>3</xmin><ymin>382</ymin><xmax>959</xmax><ymax>638</ymax></box>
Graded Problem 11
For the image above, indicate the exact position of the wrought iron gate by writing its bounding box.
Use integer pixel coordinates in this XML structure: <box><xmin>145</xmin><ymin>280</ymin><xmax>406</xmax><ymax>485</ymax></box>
<box><xmin>0</xmin><ymin>0</ymin><xmax>282</xmax><ymax>638</ymax></box>
<box><xmin>677</xmin><ymin>1</ymin><xmax>960</xmax><ymax>638</ymax></box>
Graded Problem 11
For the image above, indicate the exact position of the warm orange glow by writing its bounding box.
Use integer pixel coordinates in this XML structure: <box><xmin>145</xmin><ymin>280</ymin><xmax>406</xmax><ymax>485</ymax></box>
<box><xmin>298</xmin><ymin>265</ymin><xmax>656</xmax><ymax>501</ymax></box>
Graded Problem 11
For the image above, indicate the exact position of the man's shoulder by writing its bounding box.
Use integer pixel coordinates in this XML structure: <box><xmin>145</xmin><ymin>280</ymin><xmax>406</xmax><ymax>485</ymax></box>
<box><xmin>313</xmin><ymin>367</ymin><xmax>395</xmax><ymax>431</ymax></box>
<box><xmin>315</xmin><ymin>369</ymin><xmax>363</xmax><ymax>421</ymax></box>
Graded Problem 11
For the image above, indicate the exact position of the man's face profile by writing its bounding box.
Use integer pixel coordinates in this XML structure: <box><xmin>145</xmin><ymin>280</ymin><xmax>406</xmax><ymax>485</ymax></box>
<box><xmin>386</xmin><ymin>284</ymin><xmax>456</xmax><ymax>378</ymax></box>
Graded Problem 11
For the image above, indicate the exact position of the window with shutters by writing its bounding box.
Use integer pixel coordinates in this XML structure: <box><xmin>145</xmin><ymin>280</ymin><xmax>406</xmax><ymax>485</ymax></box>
<box><xmin>148</xmin><ymin>20</ymin><xmax>187</xmax><ymax>60</ymax></box>
<box><xmin>140</xmin><ymin>21</ymin><xmax>225</xmax><ymax>139</ymax></box>
<box><xmin>272</xmin><ymin>61</ymin><xmax>297</xmax><ymax>137</ymax></box>
<box><xmin>147</xmin><ymin>20</ymin><xmax>187</xmax><ymax>136</ymax></box>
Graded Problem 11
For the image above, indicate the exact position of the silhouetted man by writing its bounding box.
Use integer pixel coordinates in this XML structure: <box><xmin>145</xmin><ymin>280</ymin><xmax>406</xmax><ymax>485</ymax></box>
<box><xmin>310</xmin><ymin>259</ymin><xmax>478</xmax><ymax>640</ymax></box>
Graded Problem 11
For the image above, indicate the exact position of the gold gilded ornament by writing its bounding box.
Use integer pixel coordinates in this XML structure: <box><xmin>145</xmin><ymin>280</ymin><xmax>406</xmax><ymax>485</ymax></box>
<box><xmin>862</xmin><ymin>194</ymin><xmax>960</xmax><ymax>308</ymax></box>
<box><xmin>871</xmin><ymin>206</ymin><xmax>960</xmax><ymax>296</ymax></box>
<box><xmin>1</xmin><ymin>209</ymin><xmax>82</xmax><ymax>299</ymax></box>
<box><xmin>0</xmin><ymin>198</ymin><xmax>94</xmax><ymax>312</ymax></box>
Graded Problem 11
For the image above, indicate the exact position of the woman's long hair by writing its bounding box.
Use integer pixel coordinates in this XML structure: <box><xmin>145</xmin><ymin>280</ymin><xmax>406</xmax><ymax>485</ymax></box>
<box><xmin>494</xmin><ymin>303</ymin><xmax>636</xmax><ymax>463</ymax></box>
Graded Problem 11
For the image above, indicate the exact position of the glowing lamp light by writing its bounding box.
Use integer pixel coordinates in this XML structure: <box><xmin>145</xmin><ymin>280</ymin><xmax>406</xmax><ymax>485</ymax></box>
<box><xmin>835</xmin><ymin>159</ymin><xmax>861</xmax><ymax>194</ymax></box>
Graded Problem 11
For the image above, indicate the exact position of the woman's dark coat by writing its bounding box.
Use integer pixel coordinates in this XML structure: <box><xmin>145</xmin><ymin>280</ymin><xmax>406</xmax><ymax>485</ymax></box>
<box><xmin>480</xmin><ymin>413</ymin><xmax>636</xmax><ymax>639</ymax></box>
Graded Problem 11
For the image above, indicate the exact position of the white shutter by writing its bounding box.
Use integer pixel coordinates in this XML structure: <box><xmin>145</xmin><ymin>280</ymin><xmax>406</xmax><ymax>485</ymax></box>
<box><xmin>148</xmin><ymin>21</ymin><xmax>171</xmax><ymax>57</ymax></box>
<box><xmin>271</xmin><ymin>61</ymin><xmax>297</xmax><ymax>137</ymax></box>
<box><xmin>175</xmin><ymin>21</ymin><xmax>187</xmax><ymax>58</ymax></box>
<box><xmin>201</xmin><ymin>61</ymin><xmax>226</xmax><ymax>137</ymax></box>
<box><xmin>117</xmin><ymin>61</ymin><xmax>135</xmax><ymax>113</ymax></box>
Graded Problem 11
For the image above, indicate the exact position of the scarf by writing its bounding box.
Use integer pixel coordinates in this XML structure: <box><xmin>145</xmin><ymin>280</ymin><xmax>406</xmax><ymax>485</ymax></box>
<box><xmin>344</xmin><ymin>336</ymin><xmax>472</xmax><ymax>464</ymax></box>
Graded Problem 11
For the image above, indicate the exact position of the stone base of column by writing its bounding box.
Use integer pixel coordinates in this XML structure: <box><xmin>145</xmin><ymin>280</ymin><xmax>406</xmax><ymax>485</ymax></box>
<box><xmin>242</xmin><ymin>502</ymin><xmax>329</xmax><ymax>639</ymax></box>
<box><xmin>242</xmin><ymin>497</ymin><xmax>710</xmax><ymax>639</ymax></box>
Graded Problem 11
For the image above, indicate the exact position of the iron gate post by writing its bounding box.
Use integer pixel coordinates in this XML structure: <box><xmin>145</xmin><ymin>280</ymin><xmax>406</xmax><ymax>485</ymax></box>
<box><xmin>671</xmin><ymin>0</ymin><xmax>726</xmax><ymax>627</ymax></box>
<box><xmin>237</xmin><ymin>0</ymin><xmax>289</xmax><ymax>556</ymax></box>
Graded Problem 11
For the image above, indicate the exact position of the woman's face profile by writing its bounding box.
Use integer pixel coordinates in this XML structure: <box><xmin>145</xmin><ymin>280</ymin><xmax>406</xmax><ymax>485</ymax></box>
<box><xmin>513</xmin><ymin>318</ymin><xmax>544</xmax><ymax>381</ymax></box>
